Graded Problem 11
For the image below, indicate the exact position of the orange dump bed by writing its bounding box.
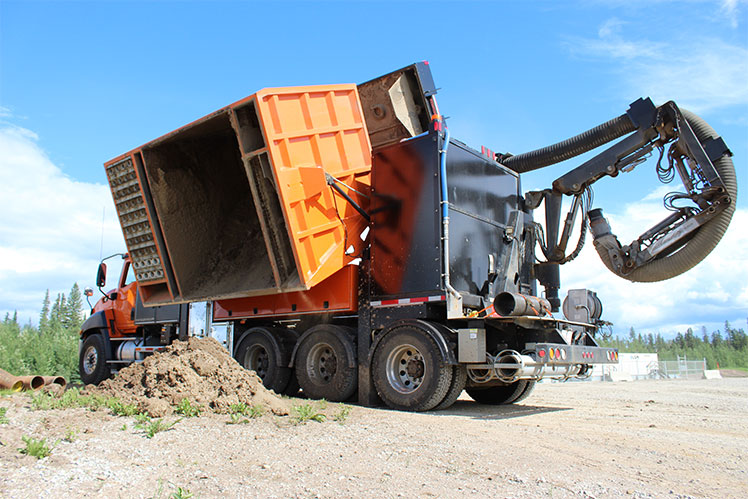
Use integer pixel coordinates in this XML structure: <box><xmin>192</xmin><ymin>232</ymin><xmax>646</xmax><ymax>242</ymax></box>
<box><xmin>105</xmin><ymin>85</ymin><xmax>372</xmax><ymax>305</ymax></box>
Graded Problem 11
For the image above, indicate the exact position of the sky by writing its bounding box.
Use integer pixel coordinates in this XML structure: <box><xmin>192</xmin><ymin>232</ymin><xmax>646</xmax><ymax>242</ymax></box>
<box><xmin>1</xmin><ymin>0</ymin><xmax>746</xmax><ymax>338</ymax></box>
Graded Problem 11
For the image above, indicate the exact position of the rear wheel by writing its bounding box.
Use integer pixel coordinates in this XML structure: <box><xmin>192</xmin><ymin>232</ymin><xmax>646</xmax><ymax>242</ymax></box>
<box><xmin>295</xmin><ymin>325</ymin><xmax>357</xmax><ymax>402</ymax></box>
<box><xmin>79</xmin><ymin>333</ymin><xmax>111</xmax><ymax>385</ymax></box>
<box><xmin>372</xmin><ymin>325</ymin><xmax>453</xmax><ymax>411</ymax></box>
<box><xmin>466</xmin><ymin>380</ymin><xmax>535</xmax><ymax>405</ymax></box>
<box><xmin>434</xmin><ymin>364</ymin><xmax>467</xmax><ymax>410</ymax></box>
<box><xmin>235</xmin><ymin>329</ymin><xmax>291</xmax><ymax>393</ymax></box>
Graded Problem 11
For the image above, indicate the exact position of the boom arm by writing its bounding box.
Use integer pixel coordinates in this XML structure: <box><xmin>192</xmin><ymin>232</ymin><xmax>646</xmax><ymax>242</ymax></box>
<box><xmin>510</xmin><ymin>98</ymin><xmax>736</xmax><ymax>300</ymax></box>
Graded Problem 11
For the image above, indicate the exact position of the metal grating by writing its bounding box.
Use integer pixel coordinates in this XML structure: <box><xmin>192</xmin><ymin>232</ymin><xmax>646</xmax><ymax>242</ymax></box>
<box><xmin>105</xmin><ymin>158</ymin><xmax>165</xmax><ymax>282</ymax></box>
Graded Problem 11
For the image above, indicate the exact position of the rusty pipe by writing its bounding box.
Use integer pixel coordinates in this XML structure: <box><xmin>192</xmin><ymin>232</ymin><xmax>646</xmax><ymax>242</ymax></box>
<box><xmin>42</xmin><ymin>376</ymin><xmax>67</xmax><ymax>389</ymax></box>
<box><xmin>0</xmin><ymin>368</ymin><xmax>23</xmax><ymax>392</ymax></box>
<box><xmin>17</xmin><ymin>375</ymin><xmax>45</xmax><ymax>391</ymax></box>
<box><xmin>494</xmin><ymin>292</ymin><xmax>552</xmax><ymax>317</ymax></box>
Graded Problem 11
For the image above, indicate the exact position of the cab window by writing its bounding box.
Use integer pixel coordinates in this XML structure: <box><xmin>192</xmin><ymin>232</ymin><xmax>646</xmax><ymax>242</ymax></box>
<box><xmin>123</xmin><ymin>262</ymin><xmax>136</xmax><ymax>286</ymax></box>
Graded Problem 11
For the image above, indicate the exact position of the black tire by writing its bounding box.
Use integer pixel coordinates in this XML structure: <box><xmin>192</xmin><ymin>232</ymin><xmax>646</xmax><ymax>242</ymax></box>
<box><xmin>235</xmin><ymin>330</ymin><xmax>291</xmax><ymax>394</ymax></box>
<box><xmin>372</xmin><ymin>325</ymin><xmax>453</xmax><ymax>411</ymax></box>
<box><xmin>295</xmin><ymin>325</ymin><xmax>357</xmax><ymax>402</ymax></box>
<box><xmin>282</xmin><ymin>374</ymin><xmax>300</xmax><ymax>397</ymax></box>
<box><xmin>512</xmin><ymin>380</ymin><xmax>536</xmax><ymax>404</ymax></box>
<box><xmin>434</xmin><ymin>364</ymin><xmax>468</xmax><ymax>411</ymax></box>
<box><xmin>466</xmin><ymin>380</ymin><xmax>533</xmax><ymax>405</ymax></box>
<box><xmin>79</xmin><ymin>333</ymin><xmax>111</xmax><ymax>385</ymax></box>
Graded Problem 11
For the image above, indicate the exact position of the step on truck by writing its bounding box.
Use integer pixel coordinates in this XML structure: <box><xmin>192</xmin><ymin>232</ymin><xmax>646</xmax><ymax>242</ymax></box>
<box><xmin>79</xmin><ymin>63</ymin><xmax>736</xmax><ymax>410</ymax></box>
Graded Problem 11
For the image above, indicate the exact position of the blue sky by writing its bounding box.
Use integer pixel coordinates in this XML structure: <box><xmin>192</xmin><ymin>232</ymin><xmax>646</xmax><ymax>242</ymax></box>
<box><xmin>1</xmin><ymin>0</ymin><xmax>746</xmax><ymax>337</ymax></box>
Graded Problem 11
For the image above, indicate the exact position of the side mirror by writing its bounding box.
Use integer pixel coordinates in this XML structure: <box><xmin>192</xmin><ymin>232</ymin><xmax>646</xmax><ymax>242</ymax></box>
<box><xmin>96</xmin><ymin>263</ymin><xmax>107</xmax><ymax>288</ymax></box>
<box><xmin>84</xmin><ymin>287</ymin><xmax>94</xmax><ymax>297</ymax></box>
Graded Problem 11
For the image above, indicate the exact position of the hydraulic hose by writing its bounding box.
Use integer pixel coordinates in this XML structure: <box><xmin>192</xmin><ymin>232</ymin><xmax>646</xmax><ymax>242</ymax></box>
<box><xmin>501</xmin><ymin>114</ymin><xmax>635</xmax><ymax>173</ymax></box>
<box><xmin>594</xmin><ymin>110</ymin><xmax>737</xmax><ymax>282</ymax></box>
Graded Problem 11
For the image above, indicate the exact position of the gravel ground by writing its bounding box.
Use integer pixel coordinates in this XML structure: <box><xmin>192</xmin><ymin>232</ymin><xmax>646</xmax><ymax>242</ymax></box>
<box><xmin>1</xmin><ymin>378</ymin><xmax>746</xmax><ymax>498</ymax></box>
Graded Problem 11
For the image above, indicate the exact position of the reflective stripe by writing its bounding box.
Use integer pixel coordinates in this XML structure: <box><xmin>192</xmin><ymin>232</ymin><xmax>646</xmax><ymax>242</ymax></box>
<box><xmin>370</xmin><ymin>295</ymin><xmax>446</xmax><ymax>308</ymax></box>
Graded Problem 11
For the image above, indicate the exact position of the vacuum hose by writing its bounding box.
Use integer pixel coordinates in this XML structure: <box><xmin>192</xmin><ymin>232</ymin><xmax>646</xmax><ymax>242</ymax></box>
<box><xmin>593</xmin><ymin>110</ymin><xmax>737</xmax><ymax>282</ymax></box>
<box><xmin>501</xmin><ymin>114</ymin><xmax>635</xmax><ymax>173</ymax></box>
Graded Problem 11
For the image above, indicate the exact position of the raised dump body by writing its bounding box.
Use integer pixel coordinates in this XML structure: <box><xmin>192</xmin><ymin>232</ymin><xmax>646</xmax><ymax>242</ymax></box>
<box><xmin>105</xmin><ymin>86</ymin><xmax>372</xmax><ymax>305</ymax></box>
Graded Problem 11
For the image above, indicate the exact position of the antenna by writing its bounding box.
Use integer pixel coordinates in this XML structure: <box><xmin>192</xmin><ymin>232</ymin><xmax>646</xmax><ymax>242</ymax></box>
<box><xmin>99</xmin><ymin>207</ymin><xmax>105</xmax><ymax>260</ymax></box>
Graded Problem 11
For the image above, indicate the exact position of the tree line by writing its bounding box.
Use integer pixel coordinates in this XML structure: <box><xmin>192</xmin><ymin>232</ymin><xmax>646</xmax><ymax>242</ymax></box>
<box><xmin>0</xmin><ymin>284</ymin><xmax>84</xmax><ymax>382</ymax></box>
<box><xmin>599</xmin><ymin>321</ymin><xmax>748</xmax><ymax>370</ymax></box>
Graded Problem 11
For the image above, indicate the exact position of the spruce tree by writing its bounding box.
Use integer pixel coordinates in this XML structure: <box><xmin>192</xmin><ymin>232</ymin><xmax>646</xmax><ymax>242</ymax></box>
<box><xmin>65</xmin><ymin>283</ymin><xmax>83</xmax><ymax>332</ymax></box>
<box><xmin>39</xmin><ymin>290</ymin><xmax>50</xmax><ymax>333</ymax></box>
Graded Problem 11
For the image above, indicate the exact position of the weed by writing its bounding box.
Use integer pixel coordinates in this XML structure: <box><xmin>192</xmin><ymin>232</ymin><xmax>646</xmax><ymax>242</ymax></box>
<box><xmin>292</xmin><ymin>403</ymin><xmax>326</xmax><ymax>424</ymax></box>
<box><xmin>226</xmin><ymin>413</ymin><xmax>249</xmax><ymax>425</ymax></box>
<box><xmin>30</xmin><ymin>388</ymin><xmax>108</xmax><ymax>411</ymax></box>
<box><xmin>175</xmin><ymin>399</ymin><xmax>201</xmax><ymax>418</ymax></box>
<box><xmin>171</xmin><ymin>487</ymin><xmax>193</xmax><ymax>499</ymax></box>
<box><xmin>144</xmin><ymin>418</ymin><xmax>181</xmax><ymax>439</ymax></box>
<box><xmin>120</xmin><ymin>423</ymin><xmax>128</xmax><ymax>431</ymax></box>
<box><xmin>63</xmin><ymin>427</ymin><xmax>78</xmax><ymax>443</ymax></box>
<box><xmin>107</xmin><ymin>399</ymin><xmax>139</xmax><ymax>417</ymax></box>
<box><xmin>333</xmin><ymin>404</ymin><xmax>352</xmax><ymax>424</ymax></box>
<box><xmin>317</xmin><ymin>398</ymin><xmax>328</xmax><ymax>410</ymax></box>
<box><xmin>18</xmin><ymin>435</ymin><xmax>56</xmax><ymax>459</ymax></box>
<box><xmin>0</xmin><ymin>389</ymin><xmax>18</xmax><ymax>396</ymax></box>
<box><xmin>134</xmin><ymin>413</ymin><xmax>151</xmax><ymax>429</ymax></box>
<box><xmin>229</xmin><ymin>402</ymin><xmax>264</xmax><ymax>419</ymax></box>
<box><xmin>0</xmin><ymin>407</ymin><xmax>8</xmax><ymax>424</ymax></box>
<box><xmin>229</xmin><ymin>402</ymin><xmax>249</xmax><ymax>414</ymax></box>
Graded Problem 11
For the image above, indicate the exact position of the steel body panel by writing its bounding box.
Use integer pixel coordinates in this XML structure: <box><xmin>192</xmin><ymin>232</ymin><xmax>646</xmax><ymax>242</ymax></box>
<box><xmin>446</xmin><ymin>141</ymin><xmax>520</xmax><ymax>298</ymax></box>
<box><xmin>370</xmin><ymin>133</ymin><xmax>442</xmax><ymax>298</ymax></box>
<box><xmin>212</xmin><ymin>265</ymin><xmax>358</xmax><ymax>321</ymax></box>
<box><xmin>370</xmin><ymin>132</ymin><xmax>521</xmax><ymax>306</ymax></box>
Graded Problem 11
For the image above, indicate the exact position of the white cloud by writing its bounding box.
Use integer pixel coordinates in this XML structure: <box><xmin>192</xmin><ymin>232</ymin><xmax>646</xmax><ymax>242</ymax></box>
<box><xmin>565</xmin><ymin>20</ymin><xmax>748</xmax><ymax>114</ymax></box>
<box><xmin>0</xmin><ymin>121</ymin><xmax>125</xmax><ymax>324</ymax></box>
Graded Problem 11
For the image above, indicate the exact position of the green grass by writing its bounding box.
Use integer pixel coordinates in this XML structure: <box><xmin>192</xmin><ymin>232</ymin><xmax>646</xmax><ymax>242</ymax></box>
<box><xmin>175</xmin><ymin>399</ymin><xmax>201</xmax><ymax>418</ymax></box>
<box><xmin>292</xmin><ymin>403</ymin><xmax>326</xmax><ymax>424</ymax></box>
<box><xmin>0</xmin><ymin>406</ymin><xmax>8</xmax><ymax>424</ymax></box>
<box><xmin>144</xmin><ymin>418</ymin><xmax>181</xmax><ymax>439</ymax></box>
<box><xmin>170</xmin><ymin>487</ymin><xmax>194</xmax><ymax>499</ymax></box>
<box><xmin>63</xmin><ymin>427</ymin><xmax>78</xmax><ymax>443</ymax></box>
<box><xmin>18</xmin><ymin>435</ymin><xmax>56</xmax><ymax>459</ymax></box>
<box><xmin>29</xmin><ymin>388</ymin><xmax>145</xmax><ymax>419</ymax></box>
<box><xmin>332</xmin><ymin>404</ymin><xmax>352</xmax><ymax>424</ymax></box>
<box><xmin>226</xmin><ymin>413</ymin><xmax>249</xmax><ymax>425</ymax></box>
<box><xmin>229</xmin><ymin>402</ymin><xmax>264</xmax><ymax>418</ymax></box>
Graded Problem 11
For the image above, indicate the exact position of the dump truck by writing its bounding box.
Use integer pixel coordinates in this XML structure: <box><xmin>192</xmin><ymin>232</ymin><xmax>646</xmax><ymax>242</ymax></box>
<box><xmin>79</xmin><ymin>62</ymin><xmax>736</xmax><ymax>410</ymax></box>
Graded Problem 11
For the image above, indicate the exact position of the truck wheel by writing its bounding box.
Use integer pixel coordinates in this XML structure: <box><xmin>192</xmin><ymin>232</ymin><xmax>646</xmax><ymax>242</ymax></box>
<box><xmin>295</xmin><ymin>325</ymin><xmax>357</xmax><ymax>402</ymax></box>
<box><xmin>79</xmin><ymin>333</ymin><xmax>111</xmax><ymax>385</ymax></box>
<box><xmin>372</xmin><ymin>326</ymin><xmax>453</xmax><ymax>411</ymax></box>
<box><xmin>235</xmin><ymin>331</ymin><xmax>291</xmax><ymax>394</ymax></box>
<box><xmin>434</xmin><ymin>364</ymin><xmax>468</xmax><ymax>411</ymax></box>
<box><xmin>466</xmin><ymin>380</ymin><xmax>534</xmax><ymax>405</ymax></box>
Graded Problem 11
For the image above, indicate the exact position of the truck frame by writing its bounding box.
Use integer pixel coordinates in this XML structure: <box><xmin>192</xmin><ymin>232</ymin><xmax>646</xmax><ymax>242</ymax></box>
<box><xmin>79</xmin><ymin>63</ymin><xmax>736</xmax><ymax>411</ymax></box>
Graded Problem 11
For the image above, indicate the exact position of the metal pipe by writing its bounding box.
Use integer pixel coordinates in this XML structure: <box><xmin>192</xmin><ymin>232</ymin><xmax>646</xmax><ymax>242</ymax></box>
<box><xmin>439</xmin><ymin>126</ymin><xmax>462</xmax><ymax>314</ymax></box>
<box><xmin>17</xmin><ymin>375</ymin><xmax>45</xmax><ymax>391</ymax></box>
<box><xmin>0</xmin><ymin>368</ymin><xmax>23</xmax><ymax>392</ymax></box>
<box><xmin>42</xmin><ymin>376</ymin><xmax>67</xmax><ymax>389</ymax></box>
<box><xmin>494</xmin><ymin>292</ymin><xmax>552</xmax><ymax>317</ymax></box>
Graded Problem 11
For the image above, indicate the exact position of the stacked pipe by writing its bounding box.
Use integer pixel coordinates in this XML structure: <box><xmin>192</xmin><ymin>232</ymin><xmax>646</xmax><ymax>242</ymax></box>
<box><xmin>0</xmin><ymin>368</ymin><xmax>66</xmax><ymax>391</ymax></box>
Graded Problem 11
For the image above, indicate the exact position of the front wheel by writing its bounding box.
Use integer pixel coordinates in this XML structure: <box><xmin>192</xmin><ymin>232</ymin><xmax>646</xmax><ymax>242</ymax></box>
<box><xmin>79</xmin><ymin>333</ymin><xmax>111</xmax><ymax>385</ymax></box>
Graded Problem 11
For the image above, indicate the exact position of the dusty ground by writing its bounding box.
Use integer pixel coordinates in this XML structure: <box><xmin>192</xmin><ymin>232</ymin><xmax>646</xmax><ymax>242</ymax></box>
<box><xmin>1</xmin><ymin>378</ymin><xmax>746</xmax><ymax>498</ymax></box>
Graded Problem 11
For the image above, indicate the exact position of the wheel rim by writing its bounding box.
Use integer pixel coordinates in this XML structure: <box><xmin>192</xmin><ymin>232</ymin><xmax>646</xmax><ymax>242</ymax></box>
<box><xmin>385</xmin><ymin>343</ymin><xmax>425</xmax><ymax>394</ymax></box>
<box><xmin>83</xmin><ymin>345</ymin><xmax>98</xmax><ymax>375</ymax></box>
<box><xmin>244</xmin><ymin>344</ymin><xmax>269</xmax><ymax>380</ymax></box>
<box><xmin>306</xmin><ymin>342</ymin><xmax>337</xmax><ymax>384</ymax></box>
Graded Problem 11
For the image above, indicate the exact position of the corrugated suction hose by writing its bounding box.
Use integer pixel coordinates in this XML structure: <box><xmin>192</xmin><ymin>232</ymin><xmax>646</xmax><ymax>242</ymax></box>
<box><xmin>501</xmin><ymin>114</ymin><xmax>636</xmax><ymax>173</ymax></box>
<box><xmin>594</xmin><ymin>110</ymin><xmax>737</xmax><ymax>282</ymax></box>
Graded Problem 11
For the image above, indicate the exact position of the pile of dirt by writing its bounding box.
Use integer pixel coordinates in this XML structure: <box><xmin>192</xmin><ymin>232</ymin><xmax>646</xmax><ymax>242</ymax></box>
<box><xmin>90</xmin><ymin>337</ymin><xmax>290</xmax><ymax>417</ymax></box>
